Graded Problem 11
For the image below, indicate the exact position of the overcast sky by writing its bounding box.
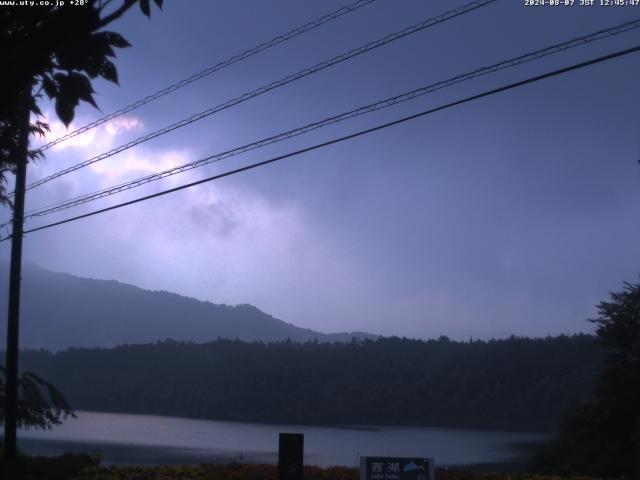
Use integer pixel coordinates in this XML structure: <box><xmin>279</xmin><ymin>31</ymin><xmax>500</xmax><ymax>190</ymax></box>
<box><xmin>2</xmin><ymin>0</ymin><xmax>639</xmax><ymax>339</ymax></box>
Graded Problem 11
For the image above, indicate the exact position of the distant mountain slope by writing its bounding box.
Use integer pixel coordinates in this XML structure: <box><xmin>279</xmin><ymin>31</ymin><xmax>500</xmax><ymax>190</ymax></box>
<box><xmin>0</xmin><ymin>263</ymin><xmax>376</xmax><ymax>350</ymax></box>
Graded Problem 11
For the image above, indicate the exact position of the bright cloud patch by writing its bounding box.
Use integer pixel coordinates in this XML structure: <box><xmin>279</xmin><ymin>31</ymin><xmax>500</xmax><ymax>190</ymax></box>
<box><xmin>104</xmin><ymin>117</ymin><xmax>142</xmax><ymax>136</ymax></box>
<box><xmin>44</xmin><ymin>117</ymin><xmax>97</xmax><ymax>151</ymax></box>
<box><xmin>37</xmin><ymin>113</ymin><xmax>143</xmax><ymax>152</ymax></box>
<box><xmin>88</xmin><ymin>148</ymin><xmax>192</xmax><ymax>185</ymax></box>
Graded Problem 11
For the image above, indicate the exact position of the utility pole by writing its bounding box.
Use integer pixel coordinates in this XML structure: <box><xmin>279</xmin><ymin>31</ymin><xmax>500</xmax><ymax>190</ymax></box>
<box><xmin>4</xmin><ymin>91</ymin><xmax>30</xmax><ymax>479</ymax></box>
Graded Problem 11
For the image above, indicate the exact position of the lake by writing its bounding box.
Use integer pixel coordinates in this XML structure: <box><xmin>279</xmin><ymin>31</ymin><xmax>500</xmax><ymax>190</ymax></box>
<box><xmin>18</xmin><ymin>411</ymin><xmax>550</xmax><ymax>467</ymax></box>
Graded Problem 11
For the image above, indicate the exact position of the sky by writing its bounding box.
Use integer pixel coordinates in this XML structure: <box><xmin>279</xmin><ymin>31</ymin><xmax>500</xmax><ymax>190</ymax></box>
<box><xmin>1</xmin><ymin>0</ymin><xmax>639</xmax><ymax>340</ymax></box>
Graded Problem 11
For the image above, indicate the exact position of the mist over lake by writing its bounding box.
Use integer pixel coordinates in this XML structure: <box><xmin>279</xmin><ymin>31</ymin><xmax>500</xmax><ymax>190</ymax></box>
<box><xmin>18</xmin><ymin>411</ymin><xmax>549</xmax><ymax>467</ymax></box>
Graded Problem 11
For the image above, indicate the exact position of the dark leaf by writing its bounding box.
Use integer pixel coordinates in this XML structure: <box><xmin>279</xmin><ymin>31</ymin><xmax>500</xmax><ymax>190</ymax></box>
<box><xmin>66</xmin><ymin>72</ymin><xmax>97</xmax><ymax>108</ymax></box>
<box><xmin>103</xmin><ymin>31</ymin><xmax>131</xmax><ymax>48</ymax></box>
<box><xmin>28</xmin><ymin>149</ymin><xmax>44</xmax><ymax>161</ymax></box>
<box><xmin>140</xmin><ymin>0</ymin><xmax>151</xmax><ymax>17</ymax></box>
<box><xmin>55</xmin><ymin>39</ymin><xmax>93</xmax><ymax>71</ymax></box>
<box><xmin>54</xmin><ymin>73</ymin><xmax>82</xmax><ymax>125</ymax></box>
<box><xmin>91</xmin><ymin>33</ymin><xmax>116</xmax><ymax>58</ymax></box>
<box><xmin>99</xmin><ymin>59</ymin><xmax>118</xmax><ymax>84</ymax></box>
<box><xmin>55</xmin><ymin>97</ymin><xmax>75</xmax><ymax>127</ymax></box>
<box><xmin>57</xmin><ymin>33</ymin><xmax>115</xmax><ymax>70</ymax></box>
<box><xmin>36</xmin><ymin>120</ymin><xmax>50</xmax><ymax>132</ymax></box>
<box><xmin>102</xmin><ymin>41</ymin><xmax>116</xmax><ymax>58</ymax></box>
<box><xmin>68</xmin><ymin>72</ymin><xmax>93</xmax><ymax>91</ymax></box>
<box><xmin>153</xmin><ymin>0</ymin><xmax>163</xmax><ymax>8</ymax></box>
<box><xmin>84</xmin><ymin>93</ymin><xmax>99</xmax><ymax>109</ymax></box>
<box><xmin>41</xmin><ymin>76</ymin><xmax>58</xmax><ymax>99</ymax></box>
<box><xmin>83</xmin><ymin>55</ymin><xmax>103</xmax><ymax>78</ymax></box>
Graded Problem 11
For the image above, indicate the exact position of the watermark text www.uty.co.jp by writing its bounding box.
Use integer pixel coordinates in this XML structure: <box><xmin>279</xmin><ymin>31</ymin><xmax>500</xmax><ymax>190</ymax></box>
<box><xmin>0</xmin><ymin>0</ymin><xmax>88</xmax><ymax>7</ymax></box>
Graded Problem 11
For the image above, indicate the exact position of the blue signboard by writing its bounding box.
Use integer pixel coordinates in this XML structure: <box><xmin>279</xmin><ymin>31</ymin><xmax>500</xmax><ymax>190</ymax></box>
<box><xmin>359</xmin><ymin>457</ymin><xmax>435</xmax><ymax>480</ymax></box>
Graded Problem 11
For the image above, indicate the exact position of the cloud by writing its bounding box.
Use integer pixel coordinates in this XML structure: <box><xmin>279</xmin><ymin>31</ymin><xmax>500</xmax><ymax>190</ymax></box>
<box><xmin>88</xmin><ymin>148</ymin><xmax>192</xmax><ymax>185</ymax></box>
<box><xmin>31</xmin><ymin>112</ymin><xmax>197</xmax><ymax>194</ymax></box>
<box><xmin>20</xmin><ymin>150</ymin><xmax>389</xmax><ymax>337</ymax></box>
<box><xmin>36</xmin><ymin>113</ymin><xmax>143</xmax><ymax>152</ymax></box>
<box><xmin>25</xmin><ymin>114</ymin><xmax>156</xmax><ymax>206</ymax></box>
<box><xmin>44</xmin><ymin>116</ymin><xmax>97</xmax><ymax>151</ymax></box>
<box><xmin>104</xmin><ymin>117</ymin><xmax>142</xmax><ymax>136</ymax></box>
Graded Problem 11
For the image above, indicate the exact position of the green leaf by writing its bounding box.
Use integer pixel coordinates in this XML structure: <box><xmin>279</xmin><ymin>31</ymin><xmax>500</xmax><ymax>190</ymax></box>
<box><xmin>140</xmin><ymin>0</ymin><xmax>151</xmax><ymax>17</ymax></box>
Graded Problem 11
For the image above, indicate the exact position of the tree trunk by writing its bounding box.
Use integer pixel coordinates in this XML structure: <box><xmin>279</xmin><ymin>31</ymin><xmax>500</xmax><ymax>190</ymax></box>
<box><xmin>3</xmin><ymin>91</ymin><xmax>30</xmax><ymax>480</ymax></box>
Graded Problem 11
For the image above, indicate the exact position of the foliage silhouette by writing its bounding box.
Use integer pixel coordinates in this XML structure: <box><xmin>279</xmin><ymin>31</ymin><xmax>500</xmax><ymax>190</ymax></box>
<box><xmin>0</xmin><ymin>366</ymin><xmax>74</xmax><ymax>430</ymax></box>
<box><xmin>0</xmin><ymin>0</ymin><xmax>163</xmax><ymax>205</ymax></box>
<box><xmin>535</xmin><ymin>279</ymin><xmax>640</xmax><ymax>478</ymax></box>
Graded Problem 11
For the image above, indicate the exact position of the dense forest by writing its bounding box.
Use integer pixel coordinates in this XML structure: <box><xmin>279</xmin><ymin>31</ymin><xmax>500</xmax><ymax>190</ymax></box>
<box><xmin>15</xmin><ymin>335</ymin><xmax>600</xmax><ymax>431</ymax></box>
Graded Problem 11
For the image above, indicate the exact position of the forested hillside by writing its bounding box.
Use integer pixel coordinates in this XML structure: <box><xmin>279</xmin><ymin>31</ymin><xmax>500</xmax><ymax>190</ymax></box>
<box><xmin>0</xmin><ymin>264</ymin><xmax>375</xmax><ymax>349</ymax></box>
<box><xmin>17</xmin><ymin>335</ymin><xmax>600</xmax><ymax>430</ymax></box>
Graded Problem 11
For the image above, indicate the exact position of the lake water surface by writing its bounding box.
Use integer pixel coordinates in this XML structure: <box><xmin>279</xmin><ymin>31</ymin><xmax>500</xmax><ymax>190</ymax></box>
<box><xmin>18</xmin><ymin>411</ymin><xmax>550</xmax><ymax>467</ymax></box>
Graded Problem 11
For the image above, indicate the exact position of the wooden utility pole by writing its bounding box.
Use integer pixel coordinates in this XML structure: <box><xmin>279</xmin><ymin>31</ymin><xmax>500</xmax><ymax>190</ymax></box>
<box><xmin>3</xmin><ymin>92</ymin><xmax>30</xmax><ymax>478</ymax></box>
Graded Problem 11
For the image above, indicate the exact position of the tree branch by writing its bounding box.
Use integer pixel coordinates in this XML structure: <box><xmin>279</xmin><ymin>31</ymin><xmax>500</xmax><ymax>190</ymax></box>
<box><xmin>99</xmin><ymin>0</ymin><xmax>117</xmax><ymax>13</ymax></box>
<box><xmin>98</xmin><ymin>0</ymin><xmax>137</xmax><ymax>28</ymax></box>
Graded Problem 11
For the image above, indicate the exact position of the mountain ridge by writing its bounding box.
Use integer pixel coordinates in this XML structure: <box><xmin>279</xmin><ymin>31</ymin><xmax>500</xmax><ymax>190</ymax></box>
<box><xmin>0</xmin><ymin>263</ymin><xmax>377</xmax><ymax>350</ymax></box>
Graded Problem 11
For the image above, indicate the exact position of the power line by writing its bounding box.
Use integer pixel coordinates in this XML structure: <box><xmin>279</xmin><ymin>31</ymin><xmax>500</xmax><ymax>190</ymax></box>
<box><xmin>21</xmin><ymin>17</ymin><xmax>640</xmax><ymax>220</ymax></box>
<box><xmin>33</xmin><ymin>0</ymin><xmax>378</xmax><ymax>153</ymax></box>
<box><xmin>19</xmin><ymin>0</ymin><xmax>497</xmax><ymax>194</ymax></box>
<box><xmin>5</xmin><ymin>43</ymin><xmax>638</xmax><ymax>241</ymax></box>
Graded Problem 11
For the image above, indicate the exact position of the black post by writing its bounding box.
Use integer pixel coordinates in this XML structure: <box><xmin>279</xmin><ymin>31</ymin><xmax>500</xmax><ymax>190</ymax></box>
<box><xmin>4</xmin><ymin>94</ymin><xmax>30</xmax><ymax>479</ymax></box>
<box><xmin>278</xmin><ymin>433</ymin><xmax>304</xmax><ymax>480</ymax></box>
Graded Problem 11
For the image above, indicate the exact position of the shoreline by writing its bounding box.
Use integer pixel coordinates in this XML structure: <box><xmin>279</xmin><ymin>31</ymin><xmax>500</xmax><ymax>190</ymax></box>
<box><xmin>18</xmin><ymin>436</ymin><xmax>539</xmax><ymax>470</ymax></box>
<box><xmin>17</xmin><ymin>411</ymin><xmax>549</xmax><ymax>469</ymax></box>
